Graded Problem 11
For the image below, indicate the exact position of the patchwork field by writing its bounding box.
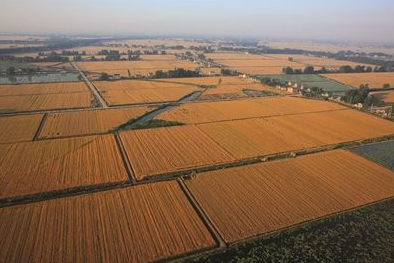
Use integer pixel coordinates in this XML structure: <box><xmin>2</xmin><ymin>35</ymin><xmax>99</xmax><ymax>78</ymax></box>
<box><xmin>157</xmin><ymin>97</ymin><xmax>345</xmax><ymax>124</ymax></box>
<box><xmin>185</xmin><ymin>150</ymin><xmax>394</xmax><ymax>243</ymax></box>
<box><xmin>206</xmin><ymin>53</ymin><xmax>305</xmax><ymax>74</ymax></box>
<box><xmin>0</xmin><ymin>114</ymin><xmax>44</xmax><ymax>143</ymax></box>
<box><xmin>39</xmin><ymin>107</ymin><xmax>154</xmax><ymax>139</ymax></box>
<box><xmin>197</xmin><ymin>109</ymin><xmax>394</xmax><ymax>159</ymax></box>
<box><xmin>77</xmin><ymin>59</ymin><xmax>197</xmax><ymax>77</ymax></box>
<box><xmin>265</xmin><ymin>54</ymin><xmax>376</xmax><ymax>69</ymax></box>
<box><xmin>94</xmin><ymin>79</ymin><xmax>196</xmax><ymax>92</ymax></box>
<box><xmin>0</xmin><ymin>82</ymin><xmax>88</xmax><ymax>96</ymax></box>
<box><xmin>93</xmin><ymin>79</ymin><xmax>199</xmax><ymax>105</ymax></box>
<box><xmin>0</xmin><ymin>181</ymin><xmax>215</xmax><ymax>263</ymax></box>
<box><xmin>0</xmin><ymin>135</ymin><xmax>128</xmax><ymax>199</ymax></box>
<box><xmin>0</xmin><ymin>92</ymin><xmax>93</xmax><ymax>112</ymax></box>
<box><xmin>205</xmin><ymin>53</ymin><xmax>375</xmax><ymax>75</ymax></box>
<box><xmin>321</xmin><ymin>72</ymin><xmax>394</xmax><ymax>89</ymax></box>
<box><xmin>257</xmin><ymin>74</ymin><xmax>352</xmax><ymax>94</ymax></box>
<box><xmin>119</xmin><ymin>125</ymin><xmax>236</xmax><ymax>179</ymax></box>
<box><xmin>101</xmin><ymin>87</ymin><xmax>198</xmax><ymax>105</ymax></box>
<box><xmin>197</xmin><ymin>118</ymin><xmax>320</xmax><ymax>159</ymax></box>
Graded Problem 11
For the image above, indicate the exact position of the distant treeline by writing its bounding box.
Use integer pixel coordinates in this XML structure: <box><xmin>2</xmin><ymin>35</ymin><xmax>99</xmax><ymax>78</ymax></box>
<box><xmin>216</xmin><ymin>45</ymin><xmax>393</xmax><ymax>69</ymax></box>
<box><xmin>282</xmin><ymin>65</ymin><xmax>391</xmax><ymax>75</ymax></box>
<box><xmin>1</xmin><ymin>53</ymin><xmax>69</xmax><ymax>63</ymax></box>
<box><xmin>0</xmin><ymin>38</ymin><xmax>108</xmax><ymax>55</ymax></box>
<box><xmin>151</xmin><ymin>68</ymin><xmax>200</xmax><ymax>78</ymax></box>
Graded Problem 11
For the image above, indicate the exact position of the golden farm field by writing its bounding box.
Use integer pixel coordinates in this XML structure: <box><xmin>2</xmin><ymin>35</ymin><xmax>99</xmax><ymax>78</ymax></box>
<box><xmin>197</xmin><ymin>118</ymin><xmax>320</xmax><ymax>159</ymax></box>
<box><xmin>0</xmin><ymin>92</ymin><xmax>92</xmax><ymax>112</ymax></box>
<box><xmin>77</xmin><ymin>59</ymin><xmax>197</xmax><ymax>77</ymax></box>
<box><xmin>266</xmin><ymin>109</ymin><xmax>394</xmax><ymax>145</ymax></box>
<box><xmin>197</xmin><ymin>109</ymin><xmax>394</xmax><ymax>159</ymax></box>
<box><xmin>205</xmin><ymin>53</ymin><xmax>376</xmax><ymax>74</ymax></box>
<box><xmin>0</xmin><ymin>82</ymin><xmax>88</xmax><ymax>96</ymax></box>
<box><xmin>205</xmin><ymin>53</ymin><xmax>306</xmax><ymax>74</ymax></box>
<box><xmin>157</xmin><ymin>97</ymin><xmax>345</xmax><ymax>124</ymax></box>
<box><xmin>39</xmin><ymin>107</ymin><xmax>154</xmax><ymax>139</ymax></box>
<box><xmin>265</xmin><ymin>54</ymin><xmax>376</xmax><ymax>69</ymax></box>
<box><xmin>0</xmin><ymin>114</ymin><xmax>44</xmax><ymax>143</ymax></box>
<box><xmin>0</xmin><ymin>135</ymin><xmax>128</xmax><ymax>199</ymax></box>
<box><xmin>119</xmin><ymin>125</ymin><xmax>236</xmax><ymax>179</ymax></box>
<box><xmin>100</xmin><ymin>87</ymin><xmax>198</xmax><ymax>105</ymax></box>
<box><xmin>93</xmin><ymin>79</ymin><xmax>195</xmax><ymax>92</ymax></box>
<box><xmin>185</xmin><ymin>149</ymin><xmax>394</xmax><ymax>243</ymax></box>
<box><xmin>321</xmin><ymin>72</ymin><xmax>394</xmax><ymax>88</ymax></box>
<box><xmin>0</xmin><ymin>181</ymin><xmax>215</xmax><ymax>263</ymax></box>
<box><xmin>158</xmin><ymin>76</ymin><xmax>275</xmax><ymax>100</ymax></box>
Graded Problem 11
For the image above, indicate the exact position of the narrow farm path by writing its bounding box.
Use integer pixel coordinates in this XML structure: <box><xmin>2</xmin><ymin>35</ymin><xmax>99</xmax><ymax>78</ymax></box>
<box><xmin>71</xmin><ymin>62</ymin><xmax>108</xmax><ymax>108</ymax></box>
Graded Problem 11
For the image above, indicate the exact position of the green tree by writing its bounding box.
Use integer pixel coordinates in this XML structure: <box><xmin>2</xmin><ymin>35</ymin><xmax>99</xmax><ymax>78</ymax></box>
<box><xmin>340</xmin><ymin>65</ymin><xmax>353</xmax><ymax>73</ymax></box>
<box><xmin>98</xmin><ymin>72</ymin><xmax>110</xmax><ymax>81</ymax></box>
<box><xmin>283</xmin><ymin>67</ymin><xmax>294</xmax><ymax>74</ymax></box>
<box><xmin>303</xmin><ymin>66</ymin><xmax>315</xmax><ymax>74</ymax></box>
<box><xmin>6</xmin><ymin>66</ymin><xmax>16</xmax><ymax>75</ymax></box>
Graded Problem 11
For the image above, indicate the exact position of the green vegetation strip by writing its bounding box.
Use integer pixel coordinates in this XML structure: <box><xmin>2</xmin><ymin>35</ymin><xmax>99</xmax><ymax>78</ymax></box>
<box><xmin>129</xmin><ymin>119</ymin><xmax>184</xmax><ymax>130</ymax></box>
<box><xmin>113</xmin><ymin>119</ymin><xmax>184</xmax><ymax>132</ymax></box>
<box><xmin>190</xmin><ymin>198</ymin><xmax>394</xmax><ymax>263</ymax></box>
<box><xmin>350</xmin><ymin>140</ymin><xmax>394</xmax><ymax>170</ymax></box>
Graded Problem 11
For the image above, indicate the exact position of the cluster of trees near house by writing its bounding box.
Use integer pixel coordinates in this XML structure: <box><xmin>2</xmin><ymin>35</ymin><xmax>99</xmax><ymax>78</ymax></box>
<box><xmin>282</xmin><ymin>65</ymin><xmax>390</xmax><ymax>75</ymax></box>
<box><xmin>151</xmin><ymin>68</ymin><xmax>200</xmax><ymax>78</ymax></box>
<box><xmin>98</xmin><ymin>68</ymin><xmax>202</xmax><ymax>81</ymax></box>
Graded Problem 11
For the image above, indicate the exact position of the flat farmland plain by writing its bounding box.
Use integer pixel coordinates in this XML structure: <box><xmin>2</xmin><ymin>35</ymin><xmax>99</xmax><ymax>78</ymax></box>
<box><xmin>93</xmin><ymin>79</ymin><xmax>195</xmax><ymax>92</ymax></box>
<box><xmin>205</xmin><ymin>53</ymin><xmax>375</xmax><ymax>74</ymax></box>
<box><xmin>266</xmin><ymin>109</ymin><xmax>394</xmax><ymax>145</ymax></box>
<box><xmin>197</xmin><ymin>118</ymin><xmax>320</xmax><ymax>159</ymax></box>
<box><xmin>0</xmin><ymin>82</ymin><xmax>88</xmax><ymax>96</ymax></box>
<box><xmin>93</xmin><ymin>80</ymin><xmax>199</xmax><ymax>105</ymax></box>
<box><xmin>100</xmin><ymin>87</ymin><xmax>197</xmax><ymax>105</ymax></box>
<box><xmin>265</xmin><ymin>54</ymin><xmax>376</xmax><ymax>69</ymax></box>
<box><xmin>321</xmin><ymin>72</ymin><xmax>394</xmax><ymax>88</ymax></box>
<box><xmin>206</xmin><ymin>53</ymin><xmax>305</xmax><ymax>74</ymax></box>
<box><xmin>0</xmin><ymin>181</ymin><xmax>215</xmax><ymax>263</ymax></box>
<box><xmin>119</xmin><ymin>125</ymin><xmax>236</xmax><ymax>179</ymax></box>
<box><xmin>157</xmin><ymin>97</ymin><xmax>345</xmax><ymax>124</ymax></box>
<box><xmin>39</xmin><ymin>107</ymin><xmax>154</xmax><ymax>138</ymax></box>
<box><xmin>0</xmin><ymin>114</ymin><xmax>44</xmax><ymax>143</ymax></box>
<box><xmin>0</xmin><ymin>92</ymin><xmax>92</xmax><ymax>112</ymax></box>
<box><xmin>198</xmin><ymin>109</ymin><xmax>394</xmax><ymax>159</ymax></box>
<box><xmin>77</xmin><ymin>59</ymin><xmax>197</xmax><ymax>77</ymax></box>
<box><xmin>185</xmin><ymin>150</ymin><xmax>394</xmax><ymax>243</ymax></box>
<box><xmin>0</xmin><ymin>135</ymin><xmax>128</xmax><ymax>199</ymax></box>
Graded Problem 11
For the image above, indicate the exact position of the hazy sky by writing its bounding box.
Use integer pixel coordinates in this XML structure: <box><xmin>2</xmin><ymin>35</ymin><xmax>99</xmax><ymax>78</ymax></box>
<box><xmin>1</xmin><ymin>0</ymin><xmax>393</xmax><ymax>44</ymax></box>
